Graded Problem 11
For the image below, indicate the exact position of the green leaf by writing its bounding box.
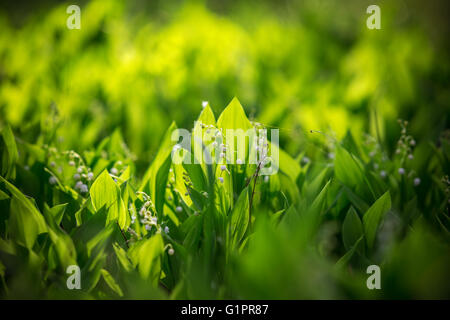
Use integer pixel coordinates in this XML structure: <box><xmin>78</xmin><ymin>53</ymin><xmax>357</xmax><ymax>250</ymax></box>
<box><xmin>90</xmin><ymin>170</ymin><xmax>126</xmax><ymax>228</ymax></box>
<box><xmin>196</xmin><ymin>105</ymin><xmax>216</xmax><ymax>127</ymax></box>
<box><xmin>334</xmin><ymin>146</ymin><xmax>364</xmax><ymax>188</ymax></box>
<box><xmin>1</xmin><ymin>124</ymin><xmax>18</xmax><ymax>179</ymax></box>
<box><xmin>101</xmin><ymin>269</ymin><xmax>124</xmax><ymax>297</ymax></box>
<box><xmin>140</xmin><ymin>122</ymin><xmax>177</xmax><ymax>215</ymax></box>
<box><xmin>363</xmin><ymin>191</ymin><xmax>391</xmax><ymax>250</ymax></box>
<box><xmin>154</xmin><ymin>155</ymin><xmax>172</xmax><ymax>217</ymax></box>
<box><xmin>342</xmin><ymin>130</ymin><xmax>362</xmax><ymax>159</ymax></box>
<box><xmin>128</xmin><ymin>234</ymin><xmax>164</xmax><ymax>285</ymax></box>
<box><xmin>9</xmin><ymin>196</ymin><xmax>47</xmax><ymax>249</ymax></box>
<box><xmin>229</xmin><ymin>186</ymin><xmax>249</xmax><ymax>247</ymax></box>
<box><xmin>181</xmin><ymin>214</ymin><xmax>203</xmax><ymax>252</ymax></box>
<box><xmin>342</xmin><ymin>207</ymin><xmax>365</xmax><ymax>255</ymax></box>
<box><xmin>0</xmin><ymin>176</ymin><xmax>47</xmax><ymax>249</ymax></box>
<box><xmin>43</xmin><ymin>203</ymin><xmax>77</xmax><ymax>268</ymax></box>
<box><xmin>0</xmin><ymin>189</ymin><xmax>9</xmax><ymax>200</ymax></box>
<box><xmin>272</xmin><ymin>143</ymin><xmax>301</xmax><ymax>183</ymax></box>
<box><xmin>187</xmin><ymin>185</ymin><xmax>207</xmax><ymax>211</ymax></box>
<box><xmin>335</xmin><ymin>236</ymin><xmax>363</xmax><ymax>270</ymax></box>
<box><xmin>183</xmin><ymin>152</ymin><xmax>207</xmax><ymax>191</ymax></box>
<box><xmin>46</xmin><ymin>203</ymin><xmax>68</xmax><ymax>226</ymax></box>
<box><xmin>113</xmin><ymin>243</ymin><xmax>133</xmax><ymax>272</ymax></box>
<box><xmin>217</xmin><ymin>97</ymin><xmax>253</xmax><ymax>131</ymax></box>
<box><xmin>343</xmin><ymin>186</ymin><xmax>370</xmax><ymax>213</ymax></box>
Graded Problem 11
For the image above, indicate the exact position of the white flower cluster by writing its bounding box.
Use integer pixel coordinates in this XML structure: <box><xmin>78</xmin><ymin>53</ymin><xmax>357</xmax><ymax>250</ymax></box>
<box><xmin>255</xmin><ymin>129</ymin><xmax>269</xmax><ymax>165</ymax></box>
<box><xmin>133</xmin><ymin>191</ymin><xmax>169</xmax><ymax>235</ymax></box>
<box><xmin>138</xmin><ymin>200</ymin><xmax>157</xmax><ymax>231</ymax></box>
<box><xmin>72</xmin><ymin>165</ymin><xmax>92</xmax><ymax>194</ymax></box>
<box><xmin>395</xmin><ymin>119</ymin><xmax>416</xmax><ymax>161</ymax></box>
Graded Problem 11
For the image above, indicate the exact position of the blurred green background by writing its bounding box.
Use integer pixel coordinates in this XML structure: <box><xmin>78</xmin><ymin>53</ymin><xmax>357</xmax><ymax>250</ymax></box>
<box><xmin>0</xmin><ymin>0</ymin><xmax>450</xmax><ymax>300</ymax></box>
<box><xmin>0</xmin><ymin>0</ymin><xmax>449</xmax><ymax>172</ymax></box>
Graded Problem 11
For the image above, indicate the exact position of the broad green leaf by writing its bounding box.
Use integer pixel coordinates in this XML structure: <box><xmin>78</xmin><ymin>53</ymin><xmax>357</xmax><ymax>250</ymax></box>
<box><xmin>187</xmin><ymin>185</ymin><xmax>207</xmax><ymax>211</ymax></box>
<box><xmin>279</xmin><ymin>205</ymin><xmax>300</xmax><ymax>230</ymax></box>
<box><xmin>196</xmin><ymin>105</ymin><xmax>216</xmax><ymax>127</ymax></box>
<box><xmin>119</xmin><ymin>166</ymin><xmax>131</xmax><ymax>183</ymax></box>
<box><xmin>217</xmin><ymin>98</ymin><xmax>253</xmax><ymax>164</ymax></box>
<box><xmin>182</xmin><ymin>151</ymin><xmax>207</xmax><ymax>192</ymax></box>
<box><xmin>83</xmin><ymin>248</ymin><xmax>108</xmax><ymax>291</ymax></box>
<box><xmin>181</xmin><ymin>214</ymin><xmax>203</xmax><ymax>252</ymax></box>
<box><xmin>46</xmin><ymin>203</ymin><xmax>68</xmax><ymax>226</ymax></box>
<box><xmin>128</xmin><ymin>234</ymin><xmax>164</xmax><ymax>285</ymax></box>
<box><xmin>0</xmin><ymin>189</ymin><xmax>9</xmax><ymax>200</ymax></box>
<box><xmin>342</xmin><ymin>207</ymin><xmax>365</xmax><ymax>255</ymax></box>
<box><xmin>192</xmin><ymin>105</ymin><xmax>216</xmax><ymax>166</ymax></box>
<box><xmin>273</xmin><ymin>143</ymin><xmax>301</xmax><ymax>182</ymax></box>
<box><xmin>363</xmin><ymin>191</ymin><xmax>391</xmax><ymax>250</ymax></box>
<box><xmin>43</xmin><ymin>203</ymin><xmax>77</xmax><ymax>268</ymax></box>
<box><xmin>335</xmin><ymin>236</ymin><xmax>363</xmax><ymax>270</ymax></box>
<box><xmin>154</xmin><ymin>155</ymin><xmax>172</xmax><ymax>217</ymax></box>
<box><xmin>217</xmin><ymin>97</ymin><xmax>253</xmax><ymax>131</ymax></box>
<box><xmin>101</xmin><ymin>269</ymin><xmax>124</xmax><ymax>297</ymax></box>
<box><xmin>86</xmin><ymin>221</ymin><xmax>115</xmax><ymax>257</ymax></box>
<box><xmin>113</xmin><ymin>243</ymin><xmax>133</xmax><ymax>272</ymax></box>
<box><xmin>342</xmin><ymin>130</ymin><xmax>362</xmax><ymax>159</ymax></box>
<box><xmin>229</xmin><ymin>187</ymin><xmax>249</xmax><ymax>247</ymax></box>
<box><xmin>1</xmin><ymin>124</ymin><xmax>18</xmax><ymax>179</ymax></box>
<box><xmin>172</xmin><ymin>162</ymin><xmax>192</xmax><ymax>206</ymax></box>
<box><xmin>343</xmin><ymin>186</ymin><xmax>370</xmax><ymax>213</ymax></box>
<box><xmin>334</xmin><ymin>146</ymin><xmax>364</xmax><ymax>188</ymax></box>
<box><xmin>90</xmin><ymin>170</ymin><xmax>126</xmax><ymax>228</ymax></box>
<box><xmin>140</xmin><ymin>122</ymin><xmax>177</xmax><ymax>216</ymax></box>
<box><xmin>9</xmin><ymin>196</ymin><xmax>47</xmax><ymax>249</ymax></box>
<box><xmin>0</xmin><ymin>176</ymin><xmax>47</xmax><ymax>248</ymax></box>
